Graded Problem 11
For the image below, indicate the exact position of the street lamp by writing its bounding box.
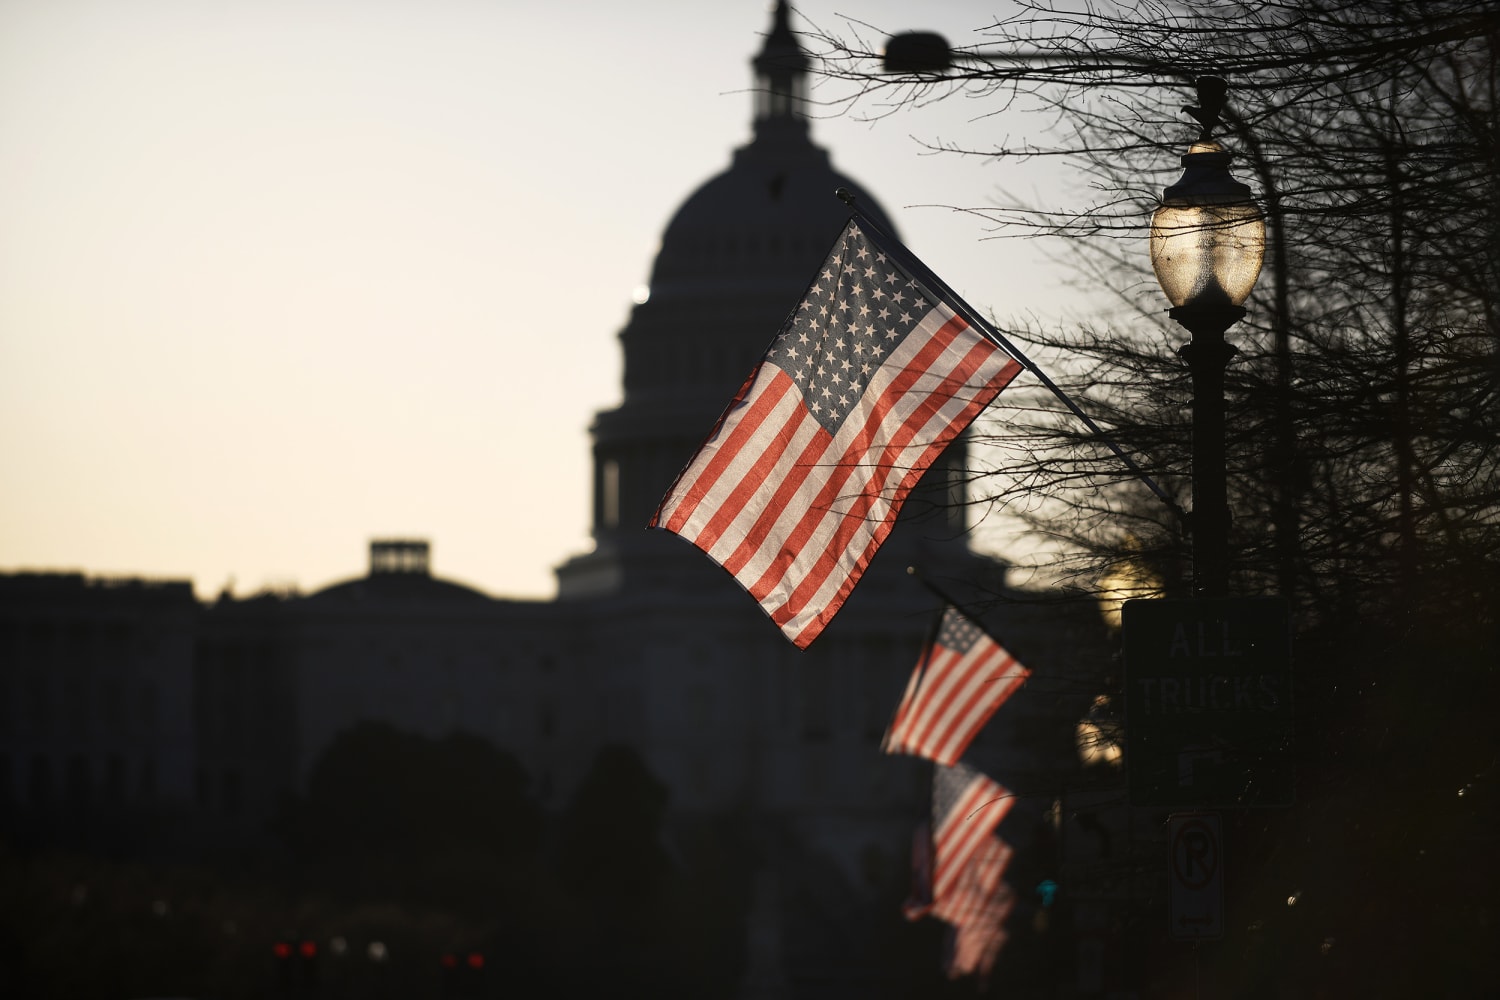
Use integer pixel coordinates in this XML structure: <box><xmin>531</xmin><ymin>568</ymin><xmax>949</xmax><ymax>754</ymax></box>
<box><xmin>1150</xmin><ymin>77</ymin><xmax>1265</xmax><ymax>598</ymax></box>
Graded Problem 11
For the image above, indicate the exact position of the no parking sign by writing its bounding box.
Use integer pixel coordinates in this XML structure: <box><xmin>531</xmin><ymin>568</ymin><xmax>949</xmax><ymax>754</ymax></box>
<box><xmin>1169</xmin><ymin>813</ymin><xmax>1223</xmax><ymax>940</ymax></box>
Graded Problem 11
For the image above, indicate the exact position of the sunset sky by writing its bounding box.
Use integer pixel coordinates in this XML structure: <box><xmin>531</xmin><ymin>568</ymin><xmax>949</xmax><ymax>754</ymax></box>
<box><xmin>0</xmin><ymin>0</ymin><xmax>1102</xmax><ymax>600</ymax></box>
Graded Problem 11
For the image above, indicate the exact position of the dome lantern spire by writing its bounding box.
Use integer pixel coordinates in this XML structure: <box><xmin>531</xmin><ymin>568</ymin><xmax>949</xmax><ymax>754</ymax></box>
<box><xmin>751</xmin><ymin>0</ymin><xmax>809</xmax><ymax>132</ymax></box>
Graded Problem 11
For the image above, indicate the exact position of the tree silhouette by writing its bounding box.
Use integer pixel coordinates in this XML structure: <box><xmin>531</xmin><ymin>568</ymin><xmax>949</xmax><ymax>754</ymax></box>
<box><xmin>806</xmin><ymin>3</ymin><xmax>1497</xmax><ymax>994</ymax></box>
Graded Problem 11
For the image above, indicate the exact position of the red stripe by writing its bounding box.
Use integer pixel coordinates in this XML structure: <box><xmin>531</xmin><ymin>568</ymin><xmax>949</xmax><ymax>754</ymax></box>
<box><xmin>697</xmin><ymin>404</ymin><xmax>828</xmax><ymax>555</ymax></box>
<box><xmin>885</xmin><ymin>642</ymin><xmax>938</xmax><ymax>751</ymax></box>
<box><xmin>788</xmin><ymin>351</ymin><xmax>1022</xmax><ymax>645</ymax></box>
<box><xmin>718</xmin><ymin>411</ymin><xmax>840</xmax><ymax>578</ymax></box>
<box><xmin>661</xmin><ymin>368</ymin><xmax>797</xmax><ymax>534</ymax></box>
<box><xmin>886</xmin><ymin>645</ymin><xmax>960</xmax><ymax>754</ymax></box>
<box><xmin>773</xmin><ymin>330</ymin><xmax>1006</xmax><ymax>634</ymax></box>
<box><xmin>901</xmin><ymin>647</ymin><xmax>972</xmax><ymax>750</ymax></box>
<box><xmin>759</xmin><ymin>317</ymin><xmax>977</xmax><ymax>617</ymax></box>
<box><xmin>920</xmin><ymin>650</ymin><xmax>1017</xmax><ymax>764</ymax></box>
<box><xmin>933</xmin><ymin>781</ymin><xmax>1009</xmax><ymax>897</ymax></box>
<box><xmin>898</xmin><ymin>648</ymin><xmax>983</xmax><ymax>762</ymax></box>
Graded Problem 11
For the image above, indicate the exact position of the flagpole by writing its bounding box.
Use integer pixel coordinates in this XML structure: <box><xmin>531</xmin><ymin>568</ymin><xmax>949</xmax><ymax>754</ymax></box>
<box><xmin>836</xmin><ymin>191</ymin><xmax>1185</xmax><ymax>522</ymax></box>
<box><xmin>904</xmin><ymin>565</ymin><xmax>1003</xmax><ymax>644</ymax></box>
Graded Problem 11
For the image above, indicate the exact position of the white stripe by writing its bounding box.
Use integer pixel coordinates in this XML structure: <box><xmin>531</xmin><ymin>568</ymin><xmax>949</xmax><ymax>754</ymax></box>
<box><xmin>899</xmin><ymin>646</ymin><xmax>994</xmax><ymax>760</ymax></box>
<box><xmin>666</xmin><ymin>367</ymin><xmax>807</xmax><ymax>542</ymax></box>
<box><xmin>772</xmin><ymin>330</ymin><xmax>1014</xmax><ymax>638</ymax></box>
<box><xmin>682</xmin><ymin>389</ymin><xmax>826</xmax><ymax>555</ymax></box>
<box><xmin>889</xmin><ymin>646</ymin><xmax>968</xmax><ymax>753</ymax></box>
<box><xmin>926</xmin><ymin>648</ymin><xmax>1013</xmax><ymax>763</ymax></box>
<box><xmin>747</xmin><ymin>315</ymin><xmax>1011</xmax><ymax>634</ymax></box>
<box><xmin>698</xmin><ymin>410</ymin><xmax>831</xmax><ymax>567</ymax></box>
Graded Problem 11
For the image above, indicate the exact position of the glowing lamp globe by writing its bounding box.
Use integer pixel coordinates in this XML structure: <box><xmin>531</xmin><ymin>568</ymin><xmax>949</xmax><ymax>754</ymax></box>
<box><xmin>1150</xmin><ymin>141</ymin><xmax>1265</xmax><ymax>309</ymax></box>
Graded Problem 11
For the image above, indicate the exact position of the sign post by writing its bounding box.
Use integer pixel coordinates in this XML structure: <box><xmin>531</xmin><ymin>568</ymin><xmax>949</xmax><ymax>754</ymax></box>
<box><xmin>1122</xmin><ymin>597</ymin><xmax>1293</xmax><ymax>809</ymax></box>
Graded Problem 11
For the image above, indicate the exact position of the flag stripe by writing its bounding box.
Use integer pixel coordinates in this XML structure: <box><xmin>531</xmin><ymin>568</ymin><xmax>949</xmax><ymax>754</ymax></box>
<box><xmin>720</xmin><ymin>308</ymin><xmax>973</xmax><ymax>582</ymax></box>
<box><xmin>932</xmin><ymin>773</ymin><xmax>1013</xmax><ymax>901</ymax></box>
<box><xmin>685</xmin><ymin>378</ymin><xmax>827</xmax><ymax>552</ymax></box>
<box><xmin>767</xmin><ymin>333</ymin><xmax>1017</xmax><ymax>641</ymax></box>
<box><xmin>759</xmin><ymin>343</ymin><xmax>1017</xmax><ymax>641</ymax></box>
<box><xmin>913</xmin><ymin>764</ymin><xmax>1018</xmax><ymax>981</ymax></box>
<box><xmin>901</xmin><ymin>649</ymin><xmax>1022</xmax><ymax>765</ymax></box>
<box><xmin>884</xmin><ymin>606</ymin><xmax>1032</xmax><ymax>766</ymax></box>
<box><xmin>659</xmin><ymin>366</ymin><xmax>801</xmax><ymax>536</ymax></box>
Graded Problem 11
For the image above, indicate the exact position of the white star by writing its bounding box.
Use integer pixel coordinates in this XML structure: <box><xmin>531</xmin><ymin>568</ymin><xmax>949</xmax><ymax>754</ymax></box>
<box><xmin>871</xmin><ymin>344</ymin><xmax>885</xmax><ymax>357</ymax></box>
<box><xmin>858</xmin><ymin>303</ymin><xmax>871</xmax><ymax>318</ymax></box>
<box><xmin>856</xmin><ymin>246</ymin><xmax>870</xmax><ymax>260</ymax></box>
<box><xmin>864</xmin><ymin>323</ymin><xmax>876</xmax><ymax>337</ymax></box>
<box><xmin>798</xmin><ymin>330</ymin><xmax>810</xmax><ymax>344</ymax></box>
<box><xmin>878</xmin><ymin>307</ymin><xmax>891</xmax><ymax>321</ymax></box>
<box><xmin>838</xmin><ymin>393</ymin><xmax>850</xmax><ymax>407</ymax></box>
<box><xmin>864</xmin><ymin>266</ymin><xmax>877</xmax><ymax>279</ymax></box>
<box><xmin>899</xmin><ymin>311</ymin><xmax>914</xmax><ymax>325</ymax></box>
<box><xmin>840</xmin><ymin>357</ymin><xmax>852</xmax><ymax>371</ymax></box>
<box><xmin>833</xmin><ymin>337</ymin><xmax>845</xmax><ymax>351</ymax></box>
<box><xmin>891</xmin><ymin>290</ymin><xmax>906</xmax><ymax>305</ymax></box>
<box><xmin>861</xmin><ymin>362</ymin><xmax>872</xmax><ymax>375</ymax></box>
<box><xmin>885</xmin><ymin>272</ymin><xmax>900</xmax><ymax>286</ymax></box>
<box><xmin>876</xmin><ymin>252</ymin><xmax>888</xmax><ymax>264</ymax></box>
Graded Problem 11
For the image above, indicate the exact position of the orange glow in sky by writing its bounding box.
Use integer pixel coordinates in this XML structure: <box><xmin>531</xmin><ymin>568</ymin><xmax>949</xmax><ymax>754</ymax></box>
<box><xmin>1</xmin><ymin>0</ymin><xmax>1071</xmax><ymax>599</ymax></box>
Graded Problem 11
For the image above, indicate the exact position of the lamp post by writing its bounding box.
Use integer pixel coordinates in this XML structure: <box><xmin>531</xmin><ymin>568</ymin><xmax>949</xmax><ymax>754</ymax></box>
<box><xmin>1149</xmin><ymin>77</ymin><xmax>1265</xmax><ymax>598</ymax></box>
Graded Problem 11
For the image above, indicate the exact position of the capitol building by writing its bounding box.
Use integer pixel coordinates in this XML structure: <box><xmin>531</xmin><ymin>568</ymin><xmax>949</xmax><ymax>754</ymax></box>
<box><xmin>1</xmin><ymin>5</ymin><xmax>1105</xmax><ymax>996</ymax></box>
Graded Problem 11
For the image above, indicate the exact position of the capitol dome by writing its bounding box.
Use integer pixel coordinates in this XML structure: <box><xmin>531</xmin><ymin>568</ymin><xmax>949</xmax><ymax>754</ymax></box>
<box><xmin>556</xmin><ymin>2</ymin><xmax>951</xmax><ymax>600</ymax></box>
<box><xmin>621</xmin><ymin>0</ymin><xmax>898</xmax><ymax>410</ymax></box>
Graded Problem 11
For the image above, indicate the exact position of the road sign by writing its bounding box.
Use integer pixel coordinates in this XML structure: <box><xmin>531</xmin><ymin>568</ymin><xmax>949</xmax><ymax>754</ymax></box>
<box><xmin>1123</xmin><ymin>597</ymin><xmax>1293</xmax><ymax>808</ymax></box>
<box><xmin>1168</xmin><ymin>813</ymin><xmax>1223</xmax><ymax>940</ymax></box>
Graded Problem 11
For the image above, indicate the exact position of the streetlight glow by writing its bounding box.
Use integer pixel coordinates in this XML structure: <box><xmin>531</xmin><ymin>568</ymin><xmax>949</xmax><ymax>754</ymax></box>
<box><xmin>1150</xmin><ymin>140</ymin><xmax>1265</xmax><ymax>310</ymax></box>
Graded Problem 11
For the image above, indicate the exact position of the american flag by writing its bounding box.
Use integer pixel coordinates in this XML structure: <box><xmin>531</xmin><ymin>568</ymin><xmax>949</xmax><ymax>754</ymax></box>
<box><xmin>905</xmin><ymin>761</ymin><xmax>1015</xmax><ymax>922</ymax></box>
<box><xmin>883</xmin><ymin>605</ymin><xmax>1031</xmax><ymax>765</ymax></box>
<box><xmin>649</xmin><ymin>218</ymin><xmax>1023</xmax><ymax>648</ymax></box>
<box><xmin>942</xmin><ymin>838</ymin><xmax>1017</xmax><ymax>980</ymax></box>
